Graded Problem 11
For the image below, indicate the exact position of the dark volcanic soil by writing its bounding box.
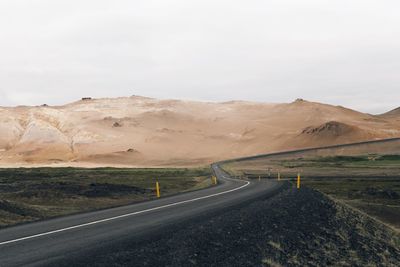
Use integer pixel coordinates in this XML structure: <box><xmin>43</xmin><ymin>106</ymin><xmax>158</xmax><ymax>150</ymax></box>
<box><xmin>54</xmin><ymin>186</ymin><xmax>400</xmax><ymax>267</ymax></box>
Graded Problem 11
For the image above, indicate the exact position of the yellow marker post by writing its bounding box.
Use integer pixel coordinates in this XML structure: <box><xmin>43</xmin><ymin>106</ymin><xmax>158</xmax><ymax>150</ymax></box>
<box><xmin>156</xmin><ymin>181</ymin><xmax>161</xmax><ymax>198</ymax></box>
<box><xmin>211</xmin><ymin>176</ymin><xmax>217</xmax><ymax>185</ymax></box>
<box><xmin>297</xmin><ymin>173</ymin><xmax>301</xmax><ymax>189</ymax></box>
<box><xmin>278</xmin><ymin>172</ymin><xmax>281</xmax><ymax>181</ymax></box>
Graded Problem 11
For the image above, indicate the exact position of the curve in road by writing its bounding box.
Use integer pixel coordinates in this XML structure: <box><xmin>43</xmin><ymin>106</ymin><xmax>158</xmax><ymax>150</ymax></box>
<box><xmin>0</xmin><ymin>164</ymin><xmax>285</xmax><ymax>267</ymax></box>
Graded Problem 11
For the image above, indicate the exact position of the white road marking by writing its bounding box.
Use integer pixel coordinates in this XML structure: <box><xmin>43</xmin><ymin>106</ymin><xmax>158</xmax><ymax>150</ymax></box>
<box><xmin>0</xmin><ymin>176</ymin><xmax>250</xmax><ymax>246</ymax></box>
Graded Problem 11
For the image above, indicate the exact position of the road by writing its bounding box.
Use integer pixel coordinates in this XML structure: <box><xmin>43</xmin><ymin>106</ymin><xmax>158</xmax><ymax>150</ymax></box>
<box><xmin>0</xmin><ymin>164</ymin><xmax>284</xmax><ymax>267</ymax></box>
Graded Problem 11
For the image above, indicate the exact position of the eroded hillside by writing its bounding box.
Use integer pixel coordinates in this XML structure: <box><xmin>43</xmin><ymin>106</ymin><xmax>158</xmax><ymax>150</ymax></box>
<box><xmin>0</xmin><ymin>96</ymin><xmax>399</xmax><ymax>167</ymax></box>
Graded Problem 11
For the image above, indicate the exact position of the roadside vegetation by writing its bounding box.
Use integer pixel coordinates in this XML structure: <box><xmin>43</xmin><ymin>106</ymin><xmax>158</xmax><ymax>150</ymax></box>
<box><xmin>223</xmin><ymin>154</ymin><xmax>400</xmax><ymax>231</ymax></box>
<box><xmin>0</xmin><ymin>167</ymin><xmax>212</xmax><ymax>228</ymax></box>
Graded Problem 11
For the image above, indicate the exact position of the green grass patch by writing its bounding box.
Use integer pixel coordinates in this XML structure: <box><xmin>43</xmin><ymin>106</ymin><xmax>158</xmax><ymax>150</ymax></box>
<box><xmin>0</xmin><ymin>167</ymin><xmax>212</xmax><ymax>228</ymax></box>
<box><xmin>222</xmin><ymin>153</ymin><xmax>400</xmax><ymax>231</ymax></box>
<box><xmin>305</xmin><ymin>177</ymin><xmax>400</xmax><ymax>230</ymax></box>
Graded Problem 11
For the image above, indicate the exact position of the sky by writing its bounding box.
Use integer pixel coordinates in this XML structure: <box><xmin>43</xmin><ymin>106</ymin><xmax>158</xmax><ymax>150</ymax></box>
<box><xmin>0</xmin><ymin>0</ymin><xmax>399</xmax><ymax>114</ymax></box>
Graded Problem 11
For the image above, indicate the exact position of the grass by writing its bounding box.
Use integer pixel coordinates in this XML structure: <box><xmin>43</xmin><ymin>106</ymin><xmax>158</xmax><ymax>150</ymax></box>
<box><xmin>222</xmin><ymin>154</ymin><xmax>400</xmax><ymax>231</ymax></box>
<box><xmin>262</xmin><ymin>258</ymin><xmax>283</xmax><ymax>267</ymax></box>
<box><xmin>224</xmin><ymin>154</ymin><xmax>400</xmax><ymax>177</ymax></box>
<box><xmin>0</xmin><ymin>167</ymin><xmax>212</xmax><ymax>228</ymax></box>
<box><xmin>305</xmin><ymin>177</ymin><xmax>400</xmax><ymax>230</ymax></box>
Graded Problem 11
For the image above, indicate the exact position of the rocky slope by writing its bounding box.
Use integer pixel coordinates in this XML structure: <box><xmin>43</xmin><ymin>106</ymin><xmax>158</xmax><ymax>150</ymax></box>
<box><xmin>0</xmin><ymin>96</ymin><xmax>399</xmax><ymax>167</ymax></box>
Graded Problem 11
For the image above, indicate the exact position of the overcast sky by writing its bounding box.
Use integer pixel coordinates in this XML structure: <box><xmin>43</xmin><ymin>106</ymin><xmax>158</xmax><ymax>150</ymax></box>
<box><xmin>0</xmin><ymin>0</ymin><xmax>399</xmax><ymax>113</ymax></box>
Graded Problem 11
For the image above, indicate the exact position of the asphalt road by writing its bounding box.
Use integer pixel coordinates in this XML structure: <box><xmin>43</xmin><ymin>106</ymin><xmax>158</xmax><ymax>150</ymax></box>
<box><xmin>0</xmin><ymin>164</ymin><xmax>284</xmax><ymax>267</ymax></box>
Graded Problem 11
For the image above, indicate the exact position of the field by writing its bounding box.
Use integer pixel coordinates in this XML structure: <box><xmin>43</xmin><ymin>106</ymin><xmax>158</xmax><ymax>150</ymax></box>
<box><xmin>223</xmin><ymin>155</ymin><xmax>400</xmax><ymax>230</ymax></box>
<box><xmin>0</xmin><ymin>167</ymin><xmax>212</xmax><ymax>228</ymax></box>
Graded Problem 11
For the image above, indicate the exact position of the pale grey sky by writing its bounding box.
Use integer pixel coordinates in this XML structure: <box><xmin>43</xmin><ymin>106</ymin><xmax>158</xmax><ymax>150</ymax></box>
<box><xmin>0</xmin><ymin>0</ymin><xmax>399</xmax><ymax>114</ymax></box>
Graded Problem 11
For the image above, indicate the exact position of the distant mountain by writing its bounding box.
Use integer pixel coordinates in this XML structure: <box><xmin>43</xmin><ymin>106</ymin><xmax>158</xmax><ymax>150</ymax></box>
<box><xmin>0</xmin><ymin>96</ymin><xmax>399</xmax><ymax>167</ymax></box>
<box><xmin>380</xmin><ymin>107</ymin><xmax>400</xmax><ymax>117</ymax></box>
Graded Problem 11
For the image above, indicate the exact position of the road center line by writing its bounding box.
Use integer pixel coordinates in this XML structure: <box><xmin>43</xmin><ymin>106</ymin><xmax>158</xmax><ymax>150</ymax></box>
<box><xmin>0</xmin><ymin>178</ymin><xmax>250</xmax><ymax>246</ymax></box>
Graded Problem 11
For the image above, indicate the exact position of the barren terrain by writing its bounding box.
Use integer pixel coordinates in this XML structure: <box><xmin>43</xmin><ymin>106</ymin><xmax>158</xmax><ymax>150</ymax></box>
<box><xmin>51</xmin><ymin>185</ymin><xmax>400</xmax><ymax>267</ymax></box>
<box><xmin>1</xmin><ymin>96</ymin><xmax>400</xmax><ymax>167</ymax></box>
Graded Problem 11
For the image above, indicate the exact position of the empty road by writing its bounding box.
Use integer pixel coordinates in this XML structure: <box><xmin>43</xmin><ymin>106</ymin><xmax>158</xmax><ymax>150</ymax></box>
<box><xmin>0</xmin><ymin>164</ymin><xmax>284</xmax><ymax>266</ymax></box>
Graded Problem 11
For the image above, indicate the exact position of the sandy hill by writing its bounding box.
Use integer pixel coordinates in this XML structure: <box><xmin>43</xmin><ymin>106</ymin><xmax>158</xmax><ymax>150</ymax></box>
<box><xmin>0</xmin><ymin>96</ymin><xmax>399</xmax><ymax>167</ymax></box>
<box><xmin>380</xmin><ymin>107</ymin><xmax>400</xmax><ymax>118</ymax></box>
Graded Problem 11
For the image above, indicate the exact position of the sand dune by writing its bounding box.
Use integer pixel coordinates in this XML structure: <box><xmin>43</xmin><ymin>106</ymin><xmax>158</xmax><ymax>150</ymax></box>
<box><xmin>0</xmin><ymin>96</ymin><xmax>399</xmax><ymax>167</ymax></box>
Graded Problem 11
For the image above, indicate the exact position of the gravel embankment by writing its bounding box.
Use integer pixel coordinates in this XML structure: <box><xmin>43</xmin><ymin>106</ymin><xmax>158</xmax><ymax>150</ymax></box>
<box><xmin>55</xmin><ymin>185</ymin><xmax>400</xmax><ymax>267</ymax></box>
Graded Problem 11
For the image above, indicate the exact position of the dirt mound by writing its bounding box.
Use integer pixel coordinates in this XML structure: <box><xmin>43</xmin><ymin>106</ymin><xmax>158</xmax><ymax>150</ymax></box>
<box><xmin>280</xmin><ymin>120</ymin><xmax>382</xmax><ymax>148</ymax></box>
<box><xmin>53</xmin><ymin>186</ymin><xmax>400</xmax><ymax>266</ymax></box>
<box><xmin>301</xmin><ymin>121</ymin><xmax>359</xmax><ymax>137</ymax></box>
<box><xmin>381</xmin><ymin>107</ymin><xmax>400</xmax><ymax>117</ymax></box>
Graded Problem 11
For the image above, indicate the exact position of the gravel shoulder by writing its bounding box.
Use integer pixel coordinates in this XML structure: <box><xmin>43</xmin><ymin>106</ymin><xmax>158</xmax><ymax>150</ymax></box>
<box><xmin>52</xmin><ymin>184</ymin><xmax>400</xmax><ymax>267</ymax></box>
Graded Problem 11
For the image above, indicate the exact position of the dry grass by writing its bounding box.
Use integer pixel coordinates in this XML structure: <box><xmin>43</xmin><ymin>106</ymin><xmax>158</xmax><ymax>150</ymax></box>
<box><xmin>0</xmin><ymin>167</ymin><xmax>212</xmax><ymax>228</ymax></box>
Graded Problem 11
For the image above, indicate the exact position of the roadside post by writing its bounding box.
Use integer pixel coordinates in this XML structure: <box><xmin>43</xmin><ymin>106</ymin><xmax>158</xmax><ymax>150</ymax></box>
<box><xmin>214</xmin><ymin>176</ymin><xmax>217</xmax><ymax>185</ymax></box>
<box><xmin>156</xmin><ymin>181</ymin><xmax>161</xmax><ymax>198</ymax></box>
<box><xmin>297</xmin><ymin>173</ymin><xmax>301</xmax><ymax>189</ymax></box>
<box><xmin>278</xmin><ymin>172</ymin><xmax>281</xmax><ymax>181</ymax></box>
<box><xmin>259</xmin><ymin>175</ymin><xmax>261</xmax><ymax>181</ymax></box>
